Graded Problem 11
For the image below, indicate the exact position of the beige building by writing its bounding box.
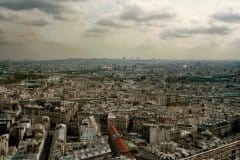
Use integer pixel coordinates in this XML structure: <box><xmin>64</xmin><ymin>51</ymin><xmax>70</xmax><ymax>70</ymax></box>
<box><xmin>0</xmin><ymin>134</ymin><xmax>9</xmax><ymax>157</ymax></box>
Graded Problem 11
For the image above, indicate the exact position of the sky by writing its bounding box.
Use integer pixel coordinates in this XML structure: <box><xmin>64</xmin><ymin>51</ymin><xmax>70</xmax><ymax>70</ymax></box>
<box><xmin>0</xmin><ymin>0</ymin><xmax>240</xmax><ymax>60</ymax></box>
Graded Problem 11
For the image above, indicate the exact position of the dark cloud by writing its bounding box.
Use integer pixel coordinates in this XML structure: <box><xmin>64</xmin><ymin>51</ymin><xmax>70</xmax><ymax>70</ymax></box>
<box><xmin>0</xmin><ymin>7</ymin><xmax>50</xmax><ymax>26</ymax></box>
<box><xmin>95</xmin><ymin>5</ymin><xmax>175</xmax><ymax>29</ymax></box>
<box><xmin>27</xmin><ymin>18</ymin><xmax>50</xmax><ymax>26</ymax></box>
<box><xmin>180</xmin><ymin>25</ymin><xmax>232</xmax><ymax>35</ymax></box>
<box><xmin>83</xmin><ymin>27</ymin><xmax>109</xmax><ymax>37</ymax></box>
<box><xmin>0</xmin><ymin>0</ymin><xmax>60</xmax><ymax>13</ymax></box>
<box><xmin>57</xmin><ymin>0</ymin><xmax>88</xmax><ymax>1</ymax></box>
<box><xmin>160</xmin><ymin>32</ymin><xmax>191</xmax><ymax>39</ymax></box>
<box><xmin>212</xmin><ymin>9</ymin><xmax>240</xmax><ymax>23</ymax></box>
<box><xmin>160</xmin><ymin>25</ymin><xmax>232</xmax><ymax>39</ymax></box>
<box><xmin>119</xmin><ymin>5</ymin><xmax>176</xmax><ymax>22</ymax></box>
<box><xmin>96</xmin><ymin>19</ymin><xmax>128</xmax><ymax>28</ymax></box>
<box><xmin>54</xmin><ymin>14</ymin><xmax>78</xmax><ymax>21</ymax></box>
<box><xmin>86</xmin><ymin>27</ymin><xmax>108</xmax><ymax>33</ymax></box>
<box><xmin>0</xmin><ymin>0</ymin><xmax>81</xmax><ymax>21</ymax></box>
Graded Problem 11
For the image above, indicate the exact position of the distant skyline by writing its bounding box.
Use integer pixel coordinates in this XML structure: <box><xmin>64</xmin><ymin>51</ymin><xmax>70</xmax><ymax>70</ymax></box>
<box><xmin>0</xmin><ymin>0</ymin><xmax>240</xmax><ymax>60</ymax></box>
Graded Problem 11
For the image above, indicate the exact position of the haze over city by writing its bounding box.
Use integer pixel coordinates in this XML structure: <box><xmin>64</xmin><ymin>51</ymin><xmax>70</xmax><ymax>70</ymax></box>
<box><xmin>0</xmin><ymin>0</ymin><xmax>240</xmax><ymax>60</ymax></box>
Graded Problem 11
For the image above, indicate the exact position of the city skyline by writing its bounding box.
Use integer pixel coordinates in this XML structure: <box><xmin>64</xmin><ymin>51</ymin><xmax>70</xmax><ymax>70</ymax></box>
<box><xmin>0</xmin><ymin>0</ymin><xmax>240</xmax><ymax>60</ymax></box>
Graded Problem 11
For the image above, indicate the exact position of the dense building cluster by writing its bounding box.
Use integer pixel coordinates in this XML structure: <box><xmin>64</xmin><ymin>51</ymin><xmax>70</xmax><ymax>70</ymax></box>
<box><xmin>0</xmin><ymin>59</ymin><xmax>239</xmax><ymax>160</ymax></box>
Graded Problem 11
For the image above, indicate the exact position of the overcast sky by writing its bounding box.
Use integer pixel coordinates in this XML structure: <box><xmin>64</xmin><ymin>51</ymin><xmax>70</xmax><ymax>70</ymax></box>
<box><xmin>0</xmin><ymin>0</ymin><xmax>240</xmax><ymax>60</ymax></box>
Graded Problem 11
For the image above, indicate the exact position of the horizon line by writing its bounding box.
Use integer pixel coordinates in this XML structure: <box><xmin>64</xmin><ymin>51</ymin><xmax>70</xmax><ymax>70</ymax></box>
<box><xmin>0</xmin><ymin>58</ymin><xmax>240</xmax><ymax>62</ymax></box>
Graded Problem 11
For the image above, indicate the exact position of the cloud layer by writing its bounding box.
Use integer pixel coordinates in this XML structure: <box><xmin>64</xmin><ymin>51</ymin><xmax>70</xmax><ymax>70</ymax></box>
<box><xmin>212</xmin><ymin>9</ymin><xmax>240</xmax><ymax>23</ymax></box>
<box><xmin>161</xmin><ymin>25</ymin><xmax>233</xmax><ymax>39</ymax></box>
<box><xmin>119</xmin><ymin>5</ymin><xmax>176</xmax><ymax>22</ymax></box>
<box><xmin>0</xmin><ymin>0</ymin><xmax>239</xmax><ymax>60</ymax></box>
<box><xmin>0</xmin><ymin>7</ymin><xmax>50</xmax><ymax>26</ymax></box>
<box><xmin>0</xmin><ymin>0</ymin><xmax>82</xmax><ymax>21</ymax></box>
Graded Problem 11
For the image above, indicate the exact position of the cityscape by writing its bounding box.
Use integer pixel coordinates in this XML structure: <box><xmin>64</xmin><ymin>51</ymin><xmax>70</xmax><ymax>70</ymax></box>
<box><xmin>0</xmin><ymin>0</ymin><xmax>240</xmax><ymax>160</ymax></box>
<box><xmin>0</xmin><ymin>59</ymin><xmax>239</xmax><ymax>160</ymax></box>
